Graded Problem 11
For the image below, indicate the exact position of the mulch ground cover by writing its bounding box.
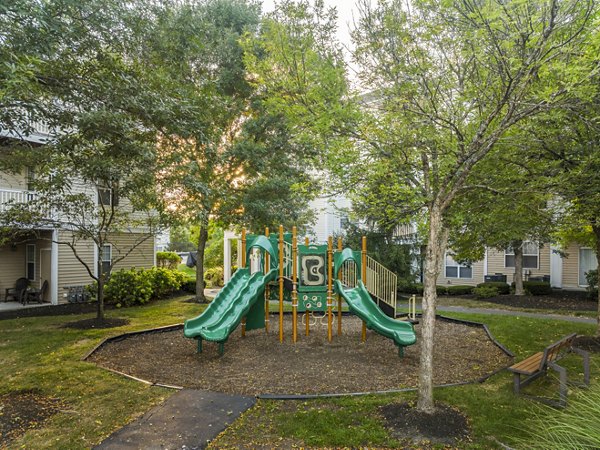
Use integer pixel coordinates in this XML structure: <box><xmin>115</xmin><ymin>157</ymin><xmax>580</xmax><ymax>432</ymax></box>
<box><xmin>380</xmin><ymin>401</ymin><xmax>470</xmax><ymax>447</ymax></box>
<box><xmin>573</xmin><ymin>335</ymin><xmax>600</xmax><ymax>353</ymax></box>
<box><xmin>88</xmin><ymin>316</ymin><xmax>511</xmax><ymax>396</ymax></box>
<box><xmin>0</xmin><ymin>390</ymin><xmax>65</xmax><ymax>447</ymax></box>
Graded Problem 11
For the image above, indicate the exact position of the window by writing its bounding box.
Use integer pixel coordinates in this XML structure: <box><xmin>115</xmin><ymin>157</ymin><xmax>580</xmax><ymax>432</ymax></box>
<box><xmin>101</xmin><ymin>244</ymin><xmax>112</xmax><ymax>274</ymax></box>
<box><xmin>445</xmin><ymin>253</ymin><xmax>472</xmax><ymax>279</ymax></box>
<box><xmin>26</xmin><ymin>166</ymin><xmax>35</xmax><ymax>191</ymax></box>
<box><xmin>505</xmin><ymin>241</ymin><xmax>539</xmax><ymax>269</ymax></box>
<box><xmin>26</xmin><ymin>244</ymin><xmax>36</xmax><ymax>281</ymax></box>
<box><xmin>579</xmin><ymin>248</ymin><xmax>598</xmax><ymax>286</ymax></box>
<box><xmin>97</xmin><ymin>182</ymin><xmax>119</xmax><ymax>206</ymax></box>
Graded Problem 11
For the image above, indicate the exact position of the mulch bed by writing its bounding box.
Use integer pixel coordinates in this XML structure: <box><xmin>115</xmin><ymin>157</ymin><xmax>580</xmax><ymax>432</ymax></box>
<box><xmin>87</xmin><ymin>316</ymin><xmax>511</xmax><ymax>396</ymax></box>
<box><xmin>61</xmin><ymin>317</ymin><xmax>130</xmax><ymax>329</ymax></box>
<box><xmin>573</xmin><ymin>335</ymin><xmax>600</xmax><ymax>353</ymax></box>
<box><xmin>380</xmin><ymin>401</ymin><xmax>470</xmax><ymax>447</ymax></box>
<box><xmin>0</xmin><ymin>390</ymin><xmax>65</xmax><ymax>447</ymax></box>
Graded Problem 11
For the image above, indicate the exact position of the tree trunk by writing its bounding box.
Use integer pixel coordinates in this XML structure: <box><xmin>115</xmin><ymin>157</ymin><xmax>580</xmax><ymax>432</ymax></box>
<box><xmin>417</xmin><ymin>206</ymin><xmax>449</xmax><ymax>413</ymax></box>
<box><xmin>514</xmin><ymin>240</ymin><xmax>524</xmax><ymax>296</ymax></box>
<box><xmin>195</xmin><ymin>225</ymin><xmax>209</xmax><ymax>303</ymax></box>
<box><xmin>593</xmin><ymin>225</ymin><xmax>600</xmax><ymax>336</ymax></box>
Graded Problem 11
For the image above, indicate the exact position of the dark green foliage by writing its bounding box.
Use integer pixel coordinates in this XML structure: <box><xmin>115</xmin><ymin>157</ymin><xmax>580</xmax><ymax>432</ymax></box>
<box><xmin>149</xmin><ymin>267</ymin><xmax>185</xmax><ymax>298</ymax></box>
<box><xmin>156</xmin><ymin>251</ymin><xmax>181</xmax><ymax>270</ymax></box>
<box><xmin>397</xmin><ymin>280</ymin><xmax>423</xmax><ymax>295</ymax></box>
<box><xmin>104</xmin><ymin>269</ymin><xmax>154</xmax><ymax>307</ymax></box>
<box><xmin>523</xmin><ymin>281</ymin><xmax>552</xmax><ymax>296</ymax></box>
<box><xmin>585</xmin><ymin>269</ymin><xmax>598</xmax><ymax>299</ymax></box>
<box><xmin>182</xmin><ymin>279</ymin><xmax>196</xmax><ymax>293</ymax></box>
<box><xmin>473</xmin><ymin>286</ymin><xmax>499</xmax><ymax>299</ymax></box>
<box><xmin>343</xmin><ymin>224</ymin><xmax>415</xmax><ymax>279</ymax></box>
<box><xmin>445</xmin><ymin>285</ymin><xmax>474</xmax><ymax>296</ymax></box>
<box><xmin>477</xmin><ymin>282</ymin><xmax>510</xmax><ymax>295</ymax></box>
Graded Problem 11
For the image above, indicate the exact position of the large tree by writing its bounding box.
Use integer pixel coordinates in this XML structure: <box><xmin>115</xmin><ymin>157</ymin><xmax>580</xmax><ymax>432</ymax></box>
<box><xmin>250</xmin><ymin>0</ymin><xmax>595</xmax><ymax>413</ymax></box>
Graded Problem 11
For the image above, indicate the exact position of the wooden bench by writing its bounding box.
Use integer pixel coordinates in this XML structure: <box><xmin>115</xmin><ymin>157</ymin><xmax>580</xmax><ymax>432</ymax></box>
<box><xmin>508</xmin><ymin>333</ymin><xmax>590</xmax><ymax>407</ymax></box>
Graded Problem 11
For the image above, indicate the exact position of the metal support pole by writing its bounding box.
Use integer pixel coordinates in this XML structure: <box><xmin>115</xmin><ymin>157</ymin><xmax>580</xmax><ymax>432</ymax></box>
<box><xmin>304</xmin><ymin>235</ymin><xmax>310</xmax><ymax>336</ymax></box>
<box><xmin>265</xmin><ymin>227</ymin><xmax>270</xmax><ymax>333</ymax></box>
<box><xmin>327</xmin><ymin>236</ymin><xmax>333</xmax><ymax>342</ymax></box>
<box><xmin>361</xmin><ymin>235</ymin><xmax>367</xmax><ymax>342</ymax></box>
<box><xmin>241</xmin><ymin>228</ymin><xmax>247</xmax><ymax>337</ymax></box>
<box><xmin>292</xmin><ymin>226</ymin><xmax>298</xmax><ymax>343</ymax></box>
<box><xmin>279</xmin><ymin>225</ymin><xmax>284</xmax><ymax>343</ymax></box>
<box><xmin>337</xmin><ymin>237</ymin><xmax>342</xmax><ymax>336</ymax></box>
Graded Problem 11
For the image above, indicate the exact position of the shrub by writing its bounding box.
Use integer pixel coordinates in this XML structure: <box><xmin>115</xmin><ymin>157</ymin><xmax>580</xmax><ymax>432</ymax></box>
<box><xmin>397</xmin><ymin>280</ymin><xmax>423</xmax><ymax>295</ymax></box>
<box><xmin>156</xmin><ymin>251</ymin><xmax>181</xmax><ymax>270</ymax></box>
<box><xmin>523</xmin><ymin>281</ymin><xmax>552</xmax><ymax>296</ymax></box>
<box><xmin>148</xmin><ymin>267</ymin><xmax>185</xmax><ymax>298</ymax></box>
<box><xmin>104</xmin><ymin>268</ymin><xmax>153</xmax><ymax>307</ymax></box>
<box><xmin>182</xmin><ymin>279</ymin><xmax>196</xmax><ymax>293</ymax></box>
<box><xmin>205</xmin><ymin>266</ymin><xmax>224</xmax><ymax>288</ymax></box>
<box><xmin>473</xmin><ymin>285</ymin><xmax>499</xmax><ymax>299</ymax></box>
<box><xmin>585</xmin><ymin>269</ymin><xmax>598</xmax><ymax>299</ymax></box>
<box><xmin>445</xmin><ymin>285</ymin><xmax>474</xmax><ymax>296</ymax></box>
<box><xmin>476</xmin><ymin>281</ymin><xmax>510</xmax><ymax>295</ymax></box>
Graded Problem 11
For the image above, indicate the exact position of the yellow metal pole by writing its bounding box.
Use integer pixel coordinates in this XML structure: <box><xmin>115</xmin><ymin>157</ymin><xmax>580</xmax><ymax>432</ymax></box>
<box><xmin>303</xmin><ymin>235</ymin><xmax>310</xmax><ymax>336</ymax></box>
<box><xmin>265</xmin><ymin>227</ymin><xmax>270</xmax><ymax>333</ymax></box>
<box><xmin>337</xmin><ymin>237</ymin><xmax>342</xmax><ymax>336</ymax></box>
<box><xmin>361</xmin><ymin>235</ymin><xmax>367</xmax><ymax>342</ymax></box>
<box><xmin>304</xmin><ymin>236</ymin><xmax>309</xmax><ymax>246</ymax></box>
<box><xmin>279</xmin><ymin>225</ymin><xmax>284</xmax><ymax>343</ymax></box>
<box><xmin>292</xmin><ymin>226</ymin><xmax>298</xmax><ymax>343</ymax></box>
<box><xmin>327</xmin><ymin>236</ymin><xmax>333</xmax><ymax>342</ymax></box>
<box><xmin>241</xmin><ymin>228</ymin><xmax>247</xmax><ymax>337</ymax></box>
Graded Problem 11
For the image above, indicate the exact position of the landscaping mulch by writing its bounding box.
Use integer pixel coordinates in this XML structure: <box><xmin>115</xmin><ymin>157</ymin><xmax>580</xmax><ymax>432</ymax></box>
<box><xmin>573</xmin><ymin>335</ymin><xmax>600</xmax><ymax>353</ymax></box>
<box><xmin>0</xmin><ymin>390</ymin><xmax>65</xmax><ymax>447</ymax></box>
<box><xmin>61</xmin><ymin>317</ymin><xmax>130</xmax><ymax>329</ymax></box>
<box><xmin>380</xmin><ymin>401</ymin><xmax>470</xmax><ymax>447</ymax></box>
<box><xmin>88</xmin><ymin>316</ymin><xmax>511</xmax><ymax>396</ymax></box>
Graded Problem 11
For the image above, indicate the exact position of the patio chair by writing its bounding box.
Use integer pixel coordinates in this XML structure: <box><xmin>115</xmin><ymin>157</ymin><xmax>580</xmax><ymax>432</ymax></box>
<box><xmin>5</xmin><ymin>277</ymin><xmax>29</xmax><ymax>302</ymax></box>
<box><xmin>24</xmin><ymin>280</ymin><xmax>48</xmax><ymax>305</ymax></box>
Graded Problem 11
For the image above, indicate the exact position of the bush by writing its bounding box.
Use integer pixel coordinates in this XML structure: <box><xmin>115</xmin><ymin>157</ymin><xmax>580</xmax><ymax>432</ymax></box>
<box><xmin>205</xmin><ymin>266</ymin><xmax>224</xmax><ymax>288</ymax></box>
<box><xmin>148</xmin><ymin>267</ymin><xmax>185</xmax><ymax>298</ymax></box>
<box><xmin>182</xmin><ymin>279</ymin><xmax>196</xmax><ymax>293</ymax></box>
<box><xmin>398</xmin><ymin>279</ymin><xmax>423</xmax><ymax>295</ymax></box>
<box><xmin>473</xmin><ymin>285</ymin><xmax>499</xmax><ymax>299</ymax></box>
<box><xmin>523</xmin><ymin>281</ymin><xmax>552</xmax><ymax>296</ymax></box>
<box><xmin>476</xmin><ymin>281</ymin><xmax>510</xmax><ymax>295</ymax></box>
<box><xmin>104</xmin><ymin>268</ymin><xmax>153</xmax><ymax>307</ymax></box>
<box><xmin>586</xmin><ymin>269</ymin><xmax>598</xmax><ymax>299</ymax></box>
<box><xmin>156</xmin><ymin>251</ymin><xmax>181</xmax><ymax>270</ymax></box>
<box><xmin>445</xmin><ymin>285</ymin><xmax>474</xmax><ymax>296</ymax></box>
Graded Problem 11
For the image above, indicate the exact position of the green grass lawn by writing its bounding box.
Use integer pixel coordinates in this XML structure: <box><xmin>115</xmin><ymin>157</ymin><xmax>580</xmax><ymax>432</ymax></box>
<box><xmin>177</xmin><ymin>263</ymin><xmax>196</xmax><ymax>279</ymax></box>
<box><xmin>1</xmin><ymin>297</ymin><xmax>597</xmax><ymax>449</ymax></box>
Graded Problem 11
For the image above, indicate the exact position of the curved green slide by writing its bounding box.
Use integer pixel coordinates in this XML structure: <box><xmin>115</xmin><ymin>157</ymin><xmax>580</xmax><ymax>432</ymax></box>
<box><xmin>334</xmin><ymin>279</ymin><xmax>416</xmax><ymax>357</ymax></box>
<box><xmin>184</xmin><ymin>267</ymin><xmax>278</xmax><ymax>354</ymax></box>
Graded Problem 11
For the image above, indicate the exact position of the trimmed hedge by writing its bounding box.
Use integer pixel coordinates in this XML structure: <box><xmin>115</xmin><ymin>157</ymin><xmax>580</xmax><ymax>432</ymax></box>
<box><xmin>473</xmin><ymin>285</ymin><xmax>499</xmax><ymax>299</ymax></box>
<box><xmin>445</xmin><ymin>285</ymin><xmax>474</xmax><ymax>296</ymax></box>
<box><xmin>103</xmin><ymin>267</ymin><xmax>185</xmax><ymax>307</ymax></box>
<box><xmin>156</xmin><ymin>251</ymin><xmax>181</xmax><ymax>270</ymax></box>
<box><xmin>477</xmin><ymin>281</ymin><xmax>510</xmax><ymax>295</ymax></box>
<box><xmin>523</xmin><ymin>281</ymin><xmax>552</xmax><ymax>296</ymax></box>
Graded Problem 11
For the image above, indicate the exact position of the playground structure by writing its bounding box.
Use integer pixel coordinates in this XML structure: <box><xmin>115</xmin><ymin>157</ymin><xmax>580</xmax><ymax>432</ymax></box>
<box><xmin>184</xmin><ymin>226</ymin><xmax>416</xmax><ymax>356</ymax></box>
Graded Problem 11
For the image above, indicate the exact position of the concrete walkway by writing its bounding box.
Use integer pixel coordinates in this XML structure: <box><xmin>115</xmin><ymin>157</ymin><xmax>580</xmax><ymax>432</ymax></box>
<box><xmin>95</xmin><ymin>390</ymin><xmax>255</xmax><ymax>450</ymax></box>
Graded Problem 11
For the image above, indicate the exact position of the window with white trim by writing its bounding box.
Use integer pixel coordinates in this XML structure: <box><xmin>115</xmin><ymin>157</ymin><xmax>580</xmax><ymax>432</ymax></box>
<box><xmin>579</xmin><ymin>248</ymin><xmax>598</xmax><ymax>286</ymax></box>
<box><xmin>26</xmin><ymin>244</ymin><xmax>36</xmax><ymax>281</ymax></box>
<box><xmin>505</xmin><ymin>241</ymin><xmax>539</xmax><ymax>269</ymax></box>
<box><xmin>445</xmin><ymin>253</ymin><xmax>472</xmax><ymax>279</ymax></box>
<box><xmin>101</xmin><ymin>244</ymin><xmax>112</xmax><ymax>274</ymax></box>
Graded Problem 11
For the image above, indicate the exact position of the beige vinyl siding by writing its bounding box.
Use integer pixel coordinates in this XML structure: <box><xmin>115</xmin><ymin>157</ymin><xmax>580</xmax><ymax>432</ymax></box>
<box><xmin>437</xmin><ymin>258</ymin><xmax>484</xmax><ymax>286</ymax></box>
<box><xmin>561</xmin><ymin>243</ymin><xmax>582</xmax><ymax>289</ymax></box>
<box><xmin>486</xmin><ymin>245</ymin><xmax>551</xmax><ymax>282</ymax></box>
<box><xmin>109</xmin><ymin>232</ymin><xmax>155</xmax><ymax>270</ymax></box>
<box><xmin>0</xmin><ymin>243</ymin><xmax>26</xmax><ymax>300</ymax></box>
<box><xmin>0</xmin><ymin>165</ymin><xmax>27</xmax><ymax>190</ymax></box>
<box><xmin>57</xmin><ymin>231</ymin><xmax>95</xmax><ymax>304</ymax></box>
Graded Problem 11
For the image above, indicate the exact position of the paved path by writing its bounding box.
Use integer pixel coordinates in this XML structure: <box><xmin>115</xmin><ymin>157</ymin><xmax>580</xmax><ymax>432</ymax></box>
<box><xmin>397</xmin><ymin>304</ymin><xmax>596</xmax><ymax>324</ymax></box>
<box><xmin>95</xmin><ymin>390</ymin><xmax>255</xmax><ymax>450</ymax></box>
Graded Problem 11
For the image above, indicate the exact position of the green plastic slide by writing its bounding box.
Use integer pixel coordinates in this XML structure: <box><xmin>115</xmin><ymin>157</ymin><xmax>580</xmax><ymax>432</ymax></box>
<box><xmin>184</xmin><ymin>267</ymin><xmax>278</xmax><ymax>350</ymax></box>
<box><xmin>334</xmin><ymin>279</ymin><xmax>416</xmax><ymax>356</ymax></box>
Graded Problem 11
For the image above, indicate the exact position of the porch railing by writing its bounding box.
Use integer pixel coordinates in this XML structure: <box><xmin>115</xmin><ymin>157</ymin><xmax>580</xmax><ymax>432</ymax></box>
<box><xmin>0</xmin><ymin>188</ymin><xmax>37</xmax><ymax>213</ymax></box>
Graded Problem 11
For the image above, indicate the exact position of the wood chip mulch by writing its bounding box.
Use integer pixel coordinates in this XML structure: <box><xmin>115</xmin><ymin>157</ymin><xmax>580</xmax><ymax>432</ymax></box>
<box><xmin>88</xmin><ymin>316</ymin><xmax>511</xmax><ymax>396</ymax></box>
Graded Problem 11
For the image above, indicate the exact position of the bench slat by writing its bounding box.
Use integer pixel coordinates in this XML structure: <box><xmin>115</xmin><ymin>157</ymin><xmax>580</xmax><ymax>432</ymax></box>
<box><xmin>509</xmin><ymin>352</ymin><xmax>544</xmax><ymax>375</ymax></box>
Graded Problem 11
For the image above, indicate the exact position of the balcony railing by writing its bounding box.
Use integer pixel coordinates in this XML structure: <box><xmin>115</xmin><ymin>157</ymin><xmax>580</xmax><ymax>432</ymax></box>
<box><xmin>0</xmin><ymin>188</ymin><xmax>37</xmax><ymax>213</ymax></box>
